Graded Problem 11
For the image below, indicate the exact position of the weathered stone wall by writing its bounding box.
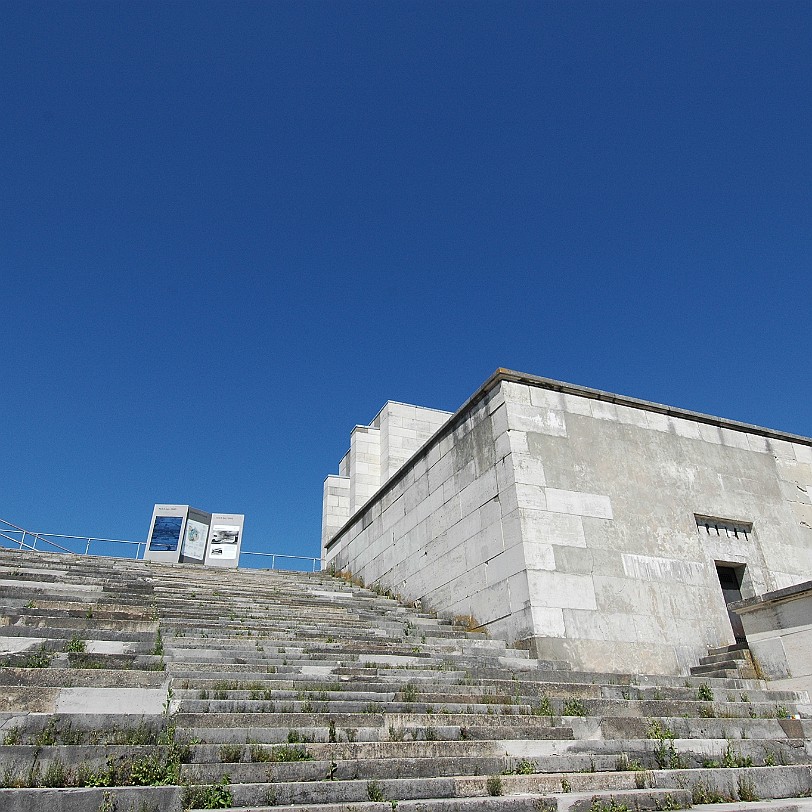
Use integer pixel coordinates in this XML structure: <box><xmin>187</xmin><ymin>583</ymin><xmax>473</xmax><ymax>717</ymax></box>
<box><xmin>322</xmin><ymin>371</ymin><xmax>812</xmax><ymax>675</ymax></box>
<box><xmin>502</xmin><ymin>380</ymin><xmax>812</xmax><ymax>673</ymax></box>
<box><xmin>321</xmin><ymin>475</ymin><xmax>350</xmax><ymax>548</ymax></box>
<box><xmin>324</xmin><ymin>384</ymin><xmax>529</xmax><ymax>644</ymax></box>
<box><xmin>373</xmin><ymin>402</ymin><xmax>452</xmax><ymax>482</ymax></box>
<box><xmin>733</xmin><ymin>582</ymin><xmax>812</xmax><ymax>699</ymax></box>
<box><xmin>321</xmin><ymin>402</ymin><xmax>452</xmax><ymax>549</ymax></box>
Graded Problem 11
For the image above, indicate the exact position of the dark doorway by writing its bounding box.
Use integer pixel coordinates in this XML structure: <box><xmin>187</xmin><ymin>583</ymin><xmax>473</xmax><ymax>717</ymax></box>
<box><xmin>716</xmin><ymin>564</ymin><xmax>746</xmax><ymax>643</ymax></box>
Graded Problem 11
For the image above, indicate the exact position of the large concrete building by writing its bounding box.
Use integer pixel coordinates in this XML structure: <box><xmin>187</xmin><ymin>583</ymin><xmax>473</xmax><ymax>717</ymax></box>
<box><xmin>321</xmin><ymin>369</ymin><xmax>812</xmax><ymax>675</ymax></box>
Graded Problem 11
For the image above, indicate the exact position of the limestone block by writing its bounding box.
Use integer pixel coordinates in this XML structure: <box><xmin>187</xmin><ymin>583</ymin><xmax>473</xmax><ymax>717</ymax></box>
<box><xmin>55</xmin><ymin>686</ymin><xmax>168</xmax><ymax>715</ymax></box>
<box><xmin>427</xmin><ymin>452</ymin><xmax>453</xmax><ymax>493</ymax></box>
<box><xmin>380</xmin><ymin>498</ymin><xmax>405</xmax><ymax>534</ymax></box>
<box><xmin>506</xmin><ymin>401</ymin><xmax>568</xmax><ymax>437</ymax></box>
<box><xmin>698</xmin><ymin>423</ymin><xmax>723</xmax><ymax>444</ymax></box>
<box><xmin>438</xmin><ymin>433</ymin><xmax>455</xmax><ymax>457</ymax></box>
<box><xmin>509</xmin><ymin>452</ymin><xmax>547</xmax><ymax>486</ymax></box>
<box><xmin>645</xmin><ymin>411</ymin><xmax>671</xmax><ymax>433</ymax></box>
<box><xmin>470</xmin><ymin>580</ymin><xmax>512</xmax><ymax>625</ymax></box>
<box><xmin>776</xmin><ymin>457</ymin><xmax>812</xmax><ymax>487</ymax></box>
<box><xmin>403</xmin><ymin>476</ymin><xmax>429</xmax><ymax>514</ymax></box>
<box><xmin>425</xmin><ymin>546</ymin><xmax>468</xmax><ymax>591</ymax></box>
<box><xmin>544</xmin><ymin>488</ymin><xmax>613</xmax><ymax>519</ymax></box>
<box><xmin>794</xmin><ymin>443</ymin><xmax>812</xmax><ymax>464</ymax></box>
<box><xmin>515</xmin><ymin>482</ymin><xmax>548</xmax><ymax>511</ymax></box>
<box><xmin>563</xmin><ymin>608</ymin><xmax>639</xmax><ymax>643</ymax></box>
<box><xmin>487</xmin><ymin>386</ymin><xmax>506</xmax><ymax>413</ymax></box>
<box><xmin>561</xmin><ymin>637</ymin><xmax>679</xmax><ymax>675</ymax></box>
<box><xmin>779</xmin><ymin>479</ymin><xmax>811</xmax><ymax>504</ymax></box>
<box><xmin>406</xmin><ymin>517</ymin><xmax>429</xmax><ymax>550</ymax></box>
<box><xmin>720</xmin><ymin>427</ymin><xmax>751</xmax><ymax>451</ymax></box>
<box><xmin>769</xmin><ymin>437</ymin><xmax>797</xmax><ymax>459</ymax></box>
<box><xmin>671</xmin><ymin>417</ymin><xmax>702</xmax><ymax>440</ymax></box>
<box><xmin>0</xmin><ymin>636</ymin><xmax>46</xmax><ymax>654</ymax></box>
<box><xmin>448</xmin><ymin>509</ymin><xmax>482</xmax><ymax>547</ymax></box>
<box><xmin>460</xmin><ymin>468</ymin><xmax>498</xmax><ymax>516</ymax></box>
<box><xmin>529</xmin><ymin>387</ymin><xmax>565</xmax><ymax>410</ymax></box>
<box><xmin>702</xmin><ymin>536</ymin><xmax>754</xmax><ymax>564</ymax></box>
<box><xmin>562</xmin><ymin>393</ymin><xmax>592</xmax><ymax>416</ymax></box>
<box><xmin>524</xmin><ymin>541</ymin><xmax>556</xmax><ymax>571</ymax></box>
<box><xmin>520</xmin><ymin>509</ymin><xmax>586</xmax><ymax>548</ymax></box>
<box><xmin>490</xmin><ymin>402</ymin><xmax>509</xmax><ymax>437</ymax></box>
<box><xmin>465</xmin><ymin>520</ymin><xmax>505</xmax><ymax>568</ymax></box>
<box><xmin>508</xmin><ymin>571</ymin><xmax>531</xmax><ymax>612</ymax></box>
<box><xmin>508</xmin><ymin>429</ymin><xmax>529</xmax><ymax>453</ymax></box>
<box><xmin>590</xmin><ymin>400</ymin><xmax>618</xmax><ymax>421</ymax></box>
<box><xmin>632</xmin><ymin>612</ymin><xmax>668</xmax><ymax>643</ymax></box>
<box><xmin>428</xmin><ymin>564</ymin><xmax>487</xmax><ymax>612</ymax></box>
<box><xmin>494</xmin><ymin>429</ymin><xmax>511</xmax><ymax>459</ymax></box>
<box><xmin>499</xmin><ymin>508</ymin><xmax>523</xmax><ymax>551</ymax></box>
<box><xmin>86</xmin><ymin>641</ymin><xmax>130</xmax><ymax>655</ymax></box>
<box><xmin>790</xmin><ymin>501</ymin><xmax>812</xmax><ymax>527</ymax></box>
<box><xmin>501</xmin><ymin>380</ymin><xmax>531</xmax><ymax>404</ymax></box>
<box><xmin>531</xmin><ymin>605</ymin><xmax>566</xmax><ymax>637</ymax></box>
<box><xmin>479</xmin><ymin>497</ymin><xmax>502</xmax><ymax>530</ymax></box>
<box><xmin>621</xmin><ymin>552</ymin><xmax>706</xmax><ymax>586</ymax></box>
<box><xmin>428</xmin><ymin>494</ymin><xmax>461</xmax><ymax>538</ymax></box>
<box><xmin>747</xmin><ymin>433</ymin><xmax>770</xmax><ymax>453</ymax></box>
<box><xmin>749</xmin><ymin>637</ymin><xmax>792</xmax><ymax>679</ymax></box>
<box><xmin>494</xmin><ymin>457</ymin><xmax>517</xmax><ymax>500</ymax></box>
<box><xmin>614</xmin><ymin>403</ymin><xmax>649</xmax><ymax>428</ymax></box>
<box><xmin>443</xmin><ymin>477</ymin><xmax>462</xmax><ymax>504</ymax></box>
<box><xmin>593</xmin><ymin>574</ymin><xmax>652</xmax><ymax>616</ymax></box>
<box><xmin>552</xmin><ymin>544</ymin><xmax>593</xmax><ymax>575</ymax></box>
<box><xmin>485</xmin><ymin>544</ymin><xmax>527</xmax><ymax>586</ymax></box>
<box><xmin>413</xmin><ymin>486</ymin><xmax>442</xmax><ymax>525</ymax></box>
<box><xmin>411</xmin><ymin>455</ymin><xmax>428</xmax><ymax>480</ymax></box>
<box><xmin>783</xmin><ymin>626</ymin><xmax>812</xmax><ymax>679</ymax></box>
<box><xmin>454</xmin><ymin>457</ymin><xmax>477</xmax><ymax>492</ymax></box>
<box><xmin>527</xmin><ymin>569</ymin><xmax>597</xmax><ymax>610</ymax></box>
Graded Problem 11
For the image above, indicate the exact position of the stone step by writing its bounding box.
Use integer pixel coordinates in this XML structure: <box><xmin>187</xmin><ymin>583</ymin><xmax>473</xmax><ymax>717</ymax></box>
<box><xmin>167</xmin><ymin>676</ymin><xmax>806</xmax><ymax>705</ymax></box>
<box><xmin>187</xmin><ymin>764</ymin><xmax>811</xmax><ymax>808</ymax></box>
<box><xmin>169</xmin><ymin>695</ymin><xmax>796</xmax><ymax>721</ymax></box>
<box><xmin>1</xmin><ymin>550</ymin><xmax>809</xmax><ymax>812</ymax></box>
<box><xmin>188</xmin><ymin>791</ymin><xmax>694</xmax><ymax>812</ymax></box>
<box><xmin>698</xmin><ymin>649</ymin><xmax>750</xmax><ymax>666</ymax></box>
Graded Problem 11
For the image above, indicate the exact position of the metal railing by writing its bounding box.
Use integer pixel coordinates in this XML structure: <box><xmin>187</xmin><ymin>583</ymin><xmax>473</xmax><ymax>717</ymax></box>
<box><xmin>0</xmin><ymin>518</ymin><xmax>145</xmax><ymax>559</ymax></box>
<box><xmin>0</xmin><ymin>517</ymin><xmax>324</xmax><ymax>572</ymax></box>
<box><xmin>240</xmin><ymin>551</ymin><xmax>323</xmax><ymax>572</ymax></box>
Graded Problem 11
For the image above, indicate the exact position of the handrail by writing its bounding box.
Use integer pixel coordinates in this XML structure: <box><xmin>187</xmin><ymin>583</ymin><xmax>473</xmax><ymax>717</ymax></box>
<box><xmin>0</xmin><ymin>517</ymin><xmax>323</xmax><ymax>572</ymax></box>
<box><xmin>240</xmin><ymin>551</ymin><xmax>324</xmax><ymax>572</ymax></box>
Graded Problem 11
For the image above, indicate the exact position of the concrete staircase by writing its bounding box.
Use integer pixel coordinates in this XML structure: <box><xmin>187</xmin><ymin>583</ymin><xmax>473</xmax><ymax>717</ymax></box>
<box><xmin>0</xmin><ymin>547</ymin><xmax>810</xmax><ymax>812</ymax></box>
<box><xmin>691</xmin><ymin>644</ymin><xmax>759</xmax><ymax>681</ymax></box>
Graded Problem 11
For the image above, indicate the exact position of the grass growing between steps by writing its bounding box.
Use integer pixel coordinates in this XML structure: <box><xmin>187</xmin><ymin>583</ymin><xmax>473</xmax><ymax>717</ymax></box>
<box><xmin>0</xmin><ymin>722</ymin><xmax>194</xmax><ymax>789</ymax></box>
<box><xmin>3</xmin><ymin>719</ymin><xmax>174</xmax><ymax>747</ymax></box>
<box><xmin>182</xmin><ymin>776</ymin><xmax>233</xmax><ymax>809</ymax></box>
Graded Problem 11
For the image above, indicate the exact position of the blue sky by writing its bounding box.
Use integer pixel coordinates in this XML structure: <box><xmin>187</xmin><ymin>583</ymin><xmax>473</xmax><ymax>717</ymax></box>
<box><xmin>2</xmin><ymin>1</ymin><xmax>810</xmax><ymax>563</ymax></box>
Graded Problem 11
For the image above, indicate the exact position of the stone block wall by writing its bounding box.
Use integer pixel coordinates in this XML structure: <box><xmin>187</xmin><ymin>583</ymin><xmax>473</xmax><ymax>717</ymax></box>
<box><xmin>321</xmin><ymin>401</ymin><xmax>452</xmax><ymax>549</ymax></box>
<box><xmin>732</xmin><ymin>582</ymin><xmax>812</xmax><ymax>699</ymax></box>
<box><xmin>373</xmin><ymin>402</ymin><xmax>453</xmax><ymax>482</ymax></box>
<box><xmin>322</xmin><ymin>370</ymin><xmax>812</xmax><ymax>675</ymax></box>
<box><xmin>324</xmin><ymin>384</ymin><xmax>529</xmax><ymax>642</ymax></box>
<box><xmin>501</xmin><ymin>379</ymin><xmax>812</xmax><ymax>673</ymax></box>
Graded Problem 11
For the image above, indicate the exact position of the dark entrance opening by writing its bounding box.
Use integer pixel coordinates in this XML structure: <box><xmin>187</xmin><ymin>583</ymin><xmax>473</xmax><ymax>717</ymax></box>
<box><xmin>716</xmin><ymin>564</ymin><xmax>746</xmax><ymax>643</ymax></box>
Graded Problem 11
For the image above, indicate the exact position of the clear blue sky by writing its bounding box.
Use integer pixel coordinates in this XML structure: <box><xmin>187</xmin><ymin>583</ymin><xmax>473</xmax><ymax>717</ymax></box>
<box><xmin>2</xmin><ymin>1</ymin><xmax>810</xmax><ymax>563</ymax></box>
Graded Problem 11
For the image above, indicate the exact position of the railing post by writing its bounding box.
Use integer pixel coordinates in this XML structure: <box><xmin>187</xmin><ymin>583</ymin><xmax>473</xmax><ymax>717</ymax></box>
<box><xmin>31</xmin><ymin>533</ymin><xmax>37</xmax><ymax>551</ymax></box>
<box><xmin>85</xmin><ymin>538</ymin><xmax>91</xmax><ymax>556</ymax></box>
<box><xmin>18</xmin><ymin>531</ymin><xmax>25</xmax><ymax>550</ymax></box>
